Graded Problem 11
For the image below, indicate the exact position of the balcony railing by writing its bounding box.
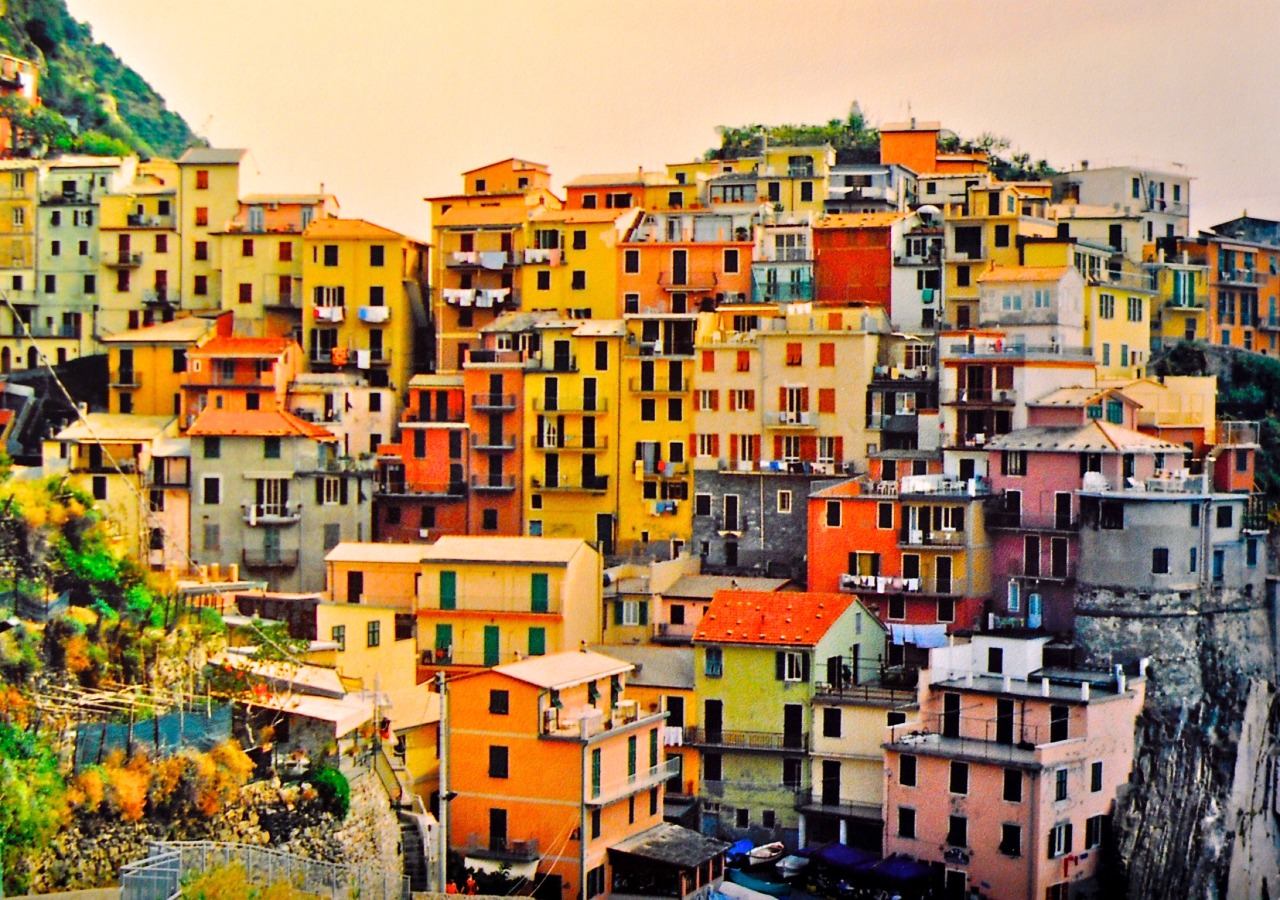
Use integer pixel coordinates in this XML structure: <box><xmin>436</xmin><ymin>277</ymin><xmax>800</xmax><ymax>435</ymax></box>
<box><xmin>374</xmin><ymin>480</ymin><xmax>467</xmax><ymax>499</ymax></box>
<box><xmin>1215</xmin><ymin>269</ymin><xmax>1264</xmax><ymax>286</ymax></box>
<box><xmin>766</xmin><ymin>410</ymin><xmax>815</xmax><ymax>428</ymax></box>
<box><xmin>898</xmin><ymin>528</ymin><xmax>967</xmax><ymax>548</ymax></box>
<box><xmin>940</xmin><ymin>387</ymin><xmax>1017</xmax><ymax>405</ymax></box>
<box><xmin>623</xmin><ymin>342</ymin><xmax>696</xmax><ymax>359</ymax></box>
<box><xmin>628</xmin><ymin>377</ymin><xmax>686</xmax><ymax>393</ymax></box>
<box><xmin>463</xmin><ymin>835</ymin><xmax>539</xmax><ymax>863</ymax></box>
<box><xmin>471</xmin><ymin>433</ymin><xmax>517</xmax><ymax>452</ymax></box>
<box><xmin>110</xmin><ymin>369</ymin><xmax>141</xmax><ymax>388</ymax></box>
<box><xmin>658</xmin><ymin>272</ymin><xmax>718</xmax><ymax>292</ymax></box>
<box><xmin>533</xmin><ymin>434</ymin><xmax>609</xmax><ymax>451</ymax></box>
<box><xmin>590</xmin><ymin>759</ymin><xmax>682</xmax><ymax>806</ymax></box>
<box><xmin>525</xmin><ymin>354</ymin><xmax>578</xmax><ymax>373</ymax></box>
<box><xmin>899</xmin><ymin>474</ymin><xmax>992</xmax><ymax>497</ymax></box>
<box><xmin>470</xmin><ymin>474</ymin><xmax>517</xmax><ymax>492</ymax></box>
<box><xmin>127</xmin><ymin>213</ymin><xmax>175</xmax><ymax>228</ymax></box>
<box><xmin>751</xmin><ymin>281</ymin><xmax>813</xmax><ymax>303</ymax></box>
<box><xmin>888</xmin><ymin>710</ymin><xmax>1065</xmax><ymax>757</ymax></box>
<box><xmin>686</xmin><ymin>727</ymin><xmax>809</xmax><ymax>752</ymax></box>
<box><xmin>984</xmin><ymin>508</ymin><xmax>1080</xmax><ymax>531</ymax></box>
<box><xmin>142</xmin><ymin>290</ymin><xmax>180</xmax><ymax>308</ymax></box>
<box><xmin>652</xmin><ymin>621</ymin><xmax>697</xmax><ymax>643</ymax></box>
<box><xmin>470</xmin><ymin>392</ymin><xmax>518</xmax><ymax>411</ymax></box>
<box><xmin>838</xmin><ymin>573</ymin><xmax>970</xmax><ymax>596</ymax></box>
<box><xmin>7</xmin><ymin>323</ymin><xmax>82</xmax><ymax>339</ymax></box>
<box><xmin>104</xmin><ymin>251</ymin><xmax>143</xmax><ymax>268</ymax></box>
<box><xmin>242</xmin><ymin>548</ymin><xmax>300</xmax><ymax>569</ymax></box>
<box><xmin>530</xmin><ymin>475</ymin><xmax>609</xmax><ymax>493</ymax></box>
<box><xmin>531</xmin><ymin>397</ymin><xmax>607</xmax><ymax>413</ymax></box>
<box><xmin>943</xmin><ymin>342</ymin><xmax>1093</xmax><ymax>362</ymax></box>
<box><xmin>262</xmin><ymin>293</ymin><xmax>299</xmax><ymax>310</ymax></box>
<box><xmin>240</xmin><ymin>502</ymin><xmax>303</xmax><ymax>525</ymax></box>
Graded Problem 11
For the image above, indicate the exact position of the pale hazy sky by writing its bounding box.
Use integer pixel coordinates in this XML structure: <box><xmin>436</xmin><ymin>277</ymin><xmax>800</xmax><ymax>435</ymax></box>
<box><xmin>64</xmin><ymin>0</ymin><xmax>1280</xmax><ymax>241</ymax></box>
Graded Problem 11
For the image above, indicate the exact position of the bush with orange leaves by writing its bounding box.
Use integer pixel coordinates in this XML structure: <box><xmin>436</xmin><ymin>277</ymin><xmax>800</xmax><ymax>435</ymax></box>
<box><xmin>101</xmin><ymin>749</ymin><xmax>151</xmax><ymax>822</ymax></box>
<box><xmin>189</xmin><ymin>741</ymin><xmax>255</xmax><ymax>818</ymax></box>
<box><xmin>65</xmin><ymin>766</ymin><xmax>106</xmax><ymax>814</ymax></box>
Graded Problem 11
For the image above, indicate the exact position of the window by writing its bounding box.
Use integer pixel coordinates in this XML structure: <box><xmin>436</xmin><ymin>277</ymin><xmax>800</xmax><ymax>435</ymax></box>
<box><xmin>1055</xmin><ymin>767</ymin><xmax>1068</xmax><ymax>801</ymax></box>
<box><xmin>195</xmin><ymin>169</ymin><xmax>209</xmax><ymax>189</ymax></box>
<box><xmin>536</xmin><ymin>270</ymin><xmax>550</xmax><ymax>291</ymax></box>
<box><xmin>1000</xmin><ymin>823</ymin><xmax>1022</xmax><ymax>857</ymax></box>
<box><xmin>239</xmin><ymin>283</ymin><xmax>253</xmax><ymax>304</ymax></box>
<box><xmin>736</xmin><ymin>350</ymin><xmax>750</xmax><ymax>372</ymax></box>
<box><xmin>1248</xmin><ymin>538</ymin><xmax>1259</xmax><ymax>567</ymax></box>
<box><xmin>322</xmin><ymin>244</ymin><xmax>339</xmax><ymax>266</ymax></box>
<box><xmin>899</xmin><ymin>754</ymin><xmax>917</xmax><ymax>787</ymax></box>
<box><xmin>668</xmin><ymin>398</ymin><xmax>683</xmax><ymax>421</ymax></box>
<box><xmin>1049</xmin><ymin>705</ymin><xmax>1069</xmax><ymax>742</ymax></box>
<box><xmin>818</xmin><ymin>388</ymin><xmax>836</xmax><ymax>413</ymax></box>
<box><xmin>439</xmin><ymin>571</ymin><xmax>457</xmax><ymax>610</ymax></box>
<box><xmin>822</xmin><ymin>708</ymin><xmax>841</xmax><ymax>737</ymax></box>
<box><xmin>704</xmin><ymin>646</ymin><xmax>723</xmax><ymax>677</ymax></box>
<box><xmin>203</xmin><ymin>523</ymin><xmax>220</xmax><ymax>551</ymax></box>
<box><xmin>947</xmin><ymin>815</ymin><xmax>968</xmax><ymax>847</ymax></box>
<box><xmin>571</xmin><ymin>270</ymin><xmax>586</xmax><ymax>290</ymax></box>
<box><xmin>785</xmin><ymin>342</ymin><xmax>802</xmax><ymax>365</ymax></box>
<box><xmin>1099</xmin><ymin>293</ymin><xmax>1115</xmax><ymax>319</ymax></box>
<box><xmin>1002</xmin><ymin>450</ymin><xmax>1027</xmax><ymax>476</ymax></box>
<box><xmin>782</xmin><ymin>758</ymin><xmax>802</xmax><ymax>789</ymax></box>
<box><xmin>1003</xmin><ymin>768</ymin><xmax>1022</xmax><ymax>802</ymax></box>
<box><xmin>572</xmin><ymin>230</ymin><xmax>587</xmax><ymax>250</ymax></box>
<box><xmin>622</xmin><ymin>248</ymin><xmax>640</xmax><ymax>274</ymax></box>
<box><xmin>331</xmin><ymin>625</ymin><xmax>345</xmax><ymax>651</ymax></box>
<box><xmin>585</xmin><ymin>866</ymin><xmax>605</xmax><ymax>899</ymax></box>
<box><xmin>194</xmin><ymin>275</ymin><xmax>208</xmax><ymax>296</ymax></box>
<box><xmin>1152</xmin><ymin>547</ymin><xmax>1170</xmax><ymax>574</ymax></box>
<box><xmin>723</xmin><ymin>248</ymin><xmax>739</xmax><ymax>273</ymax></box>
<box><xmin>488</xmin><ymin>745</ymin><xmax>509</xmax><ymax>778</ymax></box>
<box><xmin>777</xmin><ymin>490</ymin><xmax>792</xmax><ymax>514</ymax></box>
<box><xmin>50</xmin><ymin>239</ymin><xmax>60</xmax><ymax>257</ymax></box>
<box><xmin>195</xmin><ymin>207</ymin><xmax>208</xmax><ymax>226</ymax></box>
<box><xmin>1091</xmin><ymin>760</ymin><xmax>1103</xmax><ymax>792</ymax></box>
<box><xmin>950</xmin><ymin>761</ymin><xmax>969</xmax><ymax>795</ymax></box>
<box><xmin>43</xmin><ymin>274</ymin><xmax>55</xmax><ymax>294</ymax></box>
<box><xmin>761</xmin><ymin>809</ymin><xmax>775</xmax><ymax>829</ymax></box>
<box><xmin>1085</xmin><ymin>814</ymin><xmax>1105</xmax><ymax>849</ymax></box>
<box><xmin>988</xmin><ymin>647</ymin><xmax>1004</xmax><ymax>674</ymax></box>
<box><xmin>888</xmin><ymin>595</ymin><xmax>906</xmax><ymax>620</ymax></box>
<box><xmin>1216</xmin><ymin>505</ymin><xmax>1233</xmax><ymax>528</ymax></box>
<box><xmin>482</xmin><ymin>508</ymin><xmax>498</xmax><ymax>530</ymax></box>
<box><xmin>323</xmin><ymin>523</ymin><xmax>341</xmax><ymax>551</ymax></box>
<box><xmin>366</xmin><ymin>620</ymin><xmax>381</xmax><ymax>648</ymax></box>
<box><xmin>264</xmin><ymin>436</ymin><xmax>281</xmax><ymax>459</ymax></box>
<box><xmin>369</xmin><ymin>245</ymin><xmax>385</xmax><ymax>266</ymax></box>
<box><xmin>694</xmin><ymin>493</ymin><xmax>712</xmax><ymax>516</ymax></box>
<box><xmin>825</xmin><ymin>500</ymin><xmax>841</xmax><ymax>527</ymax></box>
<box><xmin>202</xmin><ymin>476</ymin><xmax>221</xmax><ymax>505</ymax></box>
<box><xmin>994</xmin><ymin>224</ymin><xmax>1010</xmax><ymax>247</ymax></box>
<box><xmin>735</xmin><ymin>808</ymin><xmax>749</xmax><ymax>828</ymax></box>
<box><xmin>1128</xmin><ymin>296</ymin><xmax>1143</xmax><ymax>321</ymax></box>
<box><xmin>640</xmin><ymin>398</ymin><xmax>656</xmax><ymax>421</ymax></box>
<box><xmin>1047</xmin><ymin>822</ymin><xmax>1073</xmax><ymax>859</ymax></box>
<box><xmin>897</xmin><ymin>807</ymin><xmax>916</xmax><ymax>839</ymax></box>
<box><xmin>279</xmin><ymin>241</ymin><xmax>293</xmax><ymax>262</ymax></box>
<box><xmin>779</xmin><ymin>650</ymin><xmax>806</xmax><ymax>682</ymax></box>
<box><xmin>956</xmin><ymin>264</ymin><xmax>970</xmax><ymax>287</ymax></box>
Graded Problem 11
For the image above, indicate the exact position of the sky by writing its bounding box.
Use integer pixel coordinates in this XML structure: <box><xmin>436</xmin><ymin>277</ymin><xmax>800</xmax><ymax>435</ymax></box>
<box><xmin>63</xmin><ymin>0</ymin><xmax>1280</xmax><ymax>242</ymax></box>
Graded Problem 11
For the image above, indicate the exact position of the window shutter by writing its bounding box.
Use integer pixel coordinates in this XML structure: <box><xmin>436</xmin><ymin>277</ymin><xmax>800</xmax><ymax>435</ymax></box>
<box><xmin>801</xmin><ymin>437</ymin><xmax>816</xmax><ymax>462</ymax></box>
<box><xmin>775</xmin><ymin>651</ymin><xmax>786</xmax><ymax>680</ymax></box>
<box><xmin>778</xmin><ymin>387</ymin><xmax>787</xmax><ymax>409</ymax></box>
<box><xmin>1048</xmin><ymin>830</ymin><xmax>1055</xmax><ymax>860</ymax></box>
<box><xmin>638</xmin><ymin>601</ymin><xmax>648</xmax><ymax>626</ymax></box>
<box><xmin>711</xmin><ymin>391</ymin><xmax>719</xmax><ymax>411</ymax></box>
<box><xmin>800</xmin><ymin>653</ymin><xmax>810</xmax><ymax>682</ymax></box>
<box><xmin>315</xmin><ymin>479</ymin><xmax>324</xmax><ymax>504</ymax></box>
<box><xmin>339</xmin><ymin>477</ymin><xmax>349</xmax><ymax>505</ymax></box>
<box><xmin>614</xmin><ymin>601</ymin><xmax>624</xmax><ymax>626</ymax></box>
<box><xmin>954</xmin><ymin>506</ymin><xmax>965</xmax><ymax>531</ymax></box>
<box><xmin>834</xmin><ymin>437</ymin><xmax>844</xmax><ymax>461</ymax></box>
<box><xmin>712</xmin><ymin>435</ymin><xmax>720</xmax><ymax>456</ymax></box>
<box><xmin>774</xmin><ymin>435</ymin><xmax>784</xmax><ymax>459</ymax></box>
<box><xmin>729</xmin><ymin>434</ymin><xmax>739</xmax><ymax>462</ymax></box>
<box><xmin>800</xmin><ymin>387</ymin><xmax>809</xmax><ymax>411</ymax></box>
<box><xmin>1065</xmin><ymin>823</ymin><xmax>1073</xmax><ymax>854</ymax></box>
<box><xmin>688</xmin><ymin>435</ymin><xmax>697</xmax><ymax>458</ymax></box>
<box><xmin>729</xmin><ymin>391</ymin><xmax>737</xmax><ymax>412</ymax></box>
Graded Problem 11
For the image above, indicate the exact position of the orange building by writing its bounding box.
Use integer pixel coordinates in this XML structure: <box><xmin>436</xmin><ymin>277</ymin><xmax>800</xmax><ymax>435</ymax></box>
<box><xmin>879</xmin><ymin>120</ymin><xmax>989</xmax><ymax>177</ymax></box>
<box><xmin>181</xmin><ymin>335</ymin><xmax>301</xmax><ymax>422</ymax></box>
<box><xmin>617</xmin><ymin>211</ymin><xmax>753</xmax><ymax>314</ymax></box>
<box><xmin>446</xmin><ymin>650</ymin><xmax>726</xmax><ymax>899</ymax></box>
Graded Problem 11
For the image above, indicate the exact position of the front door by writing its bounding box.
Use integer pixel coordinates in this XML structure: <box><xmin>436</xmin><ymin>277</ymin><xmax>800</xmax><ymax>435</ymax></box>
<box><xmin>346</xmin><ymin>571</ymin><xmax>363</xmax><ymax>604</ymax></box>
<box><xmin>596</xmin><ymin>513</ymin><xmax>614</xmax><ymax>555</ymax></box>
<box><xmin>783</xmin><ymin>703</ymin><xmax>803</xmax><ymax>749</ymax></box>
<box><xmin>552</xmin><ymin>340</ymin><xmax>571</xmax><ymax>373</ymax></box>
<box><xmin>672</xmin><ymin>249</ymin><xmax>688</xmax><ymax>285</ymax></box>
<box><xmin>936</xmin><ymin>556</ymin><xmax>953</xmax><ymax>594</ymax></box>
<box><xmin>483</xmin><ymin>625</ymin><xmax>500</xmax><ymax>666</ymax></box>
<box><xmin>1055</xmin><ymin>491</ymin><xmax>1073</xmax><ymax>529</ymax></box>
<box><xmin>704</xmin><ymin>699</ymin><xmax>722</xmax><ymax>744</ymax></box>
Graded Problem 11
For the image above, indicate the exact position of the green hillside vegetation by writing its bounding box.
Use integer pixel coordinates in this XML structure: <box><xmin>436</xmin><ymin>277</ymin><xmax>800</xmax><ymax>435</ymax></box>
<box><xmin>706</xmin><ymin>101</ymin><xmax>1055</xmax><ymax>180</ymax></box>
<box><xmin>0</xmin><ymin>0</ymin><xmax>197</xmax><ymax>158</ymax></box>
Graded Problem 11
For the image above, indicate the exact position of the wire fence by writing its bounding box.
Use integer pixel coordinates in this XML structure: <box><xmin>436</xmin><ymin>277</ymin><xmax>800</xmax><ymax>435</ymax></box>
<box><xmin>119</xmin><ymin>840</ymin><xmax>409</xmax><ymax>900</ymax></box>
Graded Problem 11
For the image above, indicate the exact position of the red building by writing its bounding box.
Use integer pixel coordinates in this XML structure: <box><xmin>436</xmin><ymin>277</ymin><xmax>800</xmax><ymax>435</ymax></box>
<box><xmin>812</xmin><ymin>212</ymin><xmax>905</xmax><ymax>308</ymax></box>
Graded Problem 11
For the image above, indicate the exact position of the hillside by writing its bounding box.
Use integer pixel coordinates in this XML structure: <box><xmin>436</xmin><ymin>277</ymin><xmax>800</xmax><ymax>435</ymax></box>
<box><xmin>0</xmin><ymin>0</ymin><xmax>197</xmax><ymax>157</ymax></box>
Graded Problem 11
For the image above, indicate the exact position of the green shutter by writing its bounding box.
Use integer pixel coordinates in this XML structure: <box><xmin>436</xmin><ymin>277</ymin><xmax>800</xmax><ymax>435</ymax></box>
<box><xmin>627</xmin><ymin>736</ymin><xmax>637</xmax><ymax>777</ymax></box>
<box><xmin>483</xmin><ymin>625</ymin><xmax>500</xmax><ymax>667</ymax></box>
<box><xmin>434</xmin><ymin>624</ymin><xmax>452</xmax><ymax>651</ymax></box>
<box><xmin>649</xmin><ymin>728</ymin><xmax>658</xmax><ymax>767</ymax></box>
<box><xmin>439</xmin><ymin>571</ymin><xmax>457</xmax><ymax>610</ymax></box>
<box><xmin>531</xmin><ymin>573</ymin><xmax>549</xmax><ymax>612</ymax></box>
<box><xmin>638</xmin><ymin>599</ymin><xmax>648</xmax><ymax>626</ymax></box>
<box><xmin>614</xmin><ymin>600</ymin><xmax>624</xmax><ymax>626</ymax></box>
<box><xmin>528</xmin><ymin>627</ymin><xmax>546</xmax><ymax>656</ymax></box>
<box><xmin>591</xmin><ymin>748</ymin><xmax>601</xmax><ymax>796</ymax></box>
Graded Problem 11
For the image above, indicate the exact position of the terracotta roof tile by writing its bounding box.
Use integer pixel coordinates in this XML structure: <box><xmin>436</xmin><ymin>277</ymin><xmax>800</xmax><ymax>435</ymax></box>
<box><xmin>977</xmin><ymin>266</ymin><xmax>1071</xmax><ymax>283</ymax></box>
<box><xmin>187</xmin><ymin>408</ymin><xmax>337</xmax><ymax>441</ymax></box>
<box><xmin>190</xmin><ymin>336</ymin><xmax>292</xmax><ymax>357</ymax></box>
<box><xmin>694</xmin><ymin>590</ymin><xmax>855</xmax><ymax>646</ymax></box>
<box><xmin>303</xmin><ymin>217</ymin><xmax>406</xmax><ymax>241</ymax></box>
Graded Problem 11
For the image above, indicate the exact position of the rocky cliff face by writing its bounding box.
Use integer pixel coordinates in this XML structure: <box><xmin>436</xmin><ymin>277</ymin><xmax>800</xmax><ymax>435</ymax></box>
<box><xmin>1074</xmin><ymin>581</ymin><xmax>1280</xmax><ymax>898</ymax></box>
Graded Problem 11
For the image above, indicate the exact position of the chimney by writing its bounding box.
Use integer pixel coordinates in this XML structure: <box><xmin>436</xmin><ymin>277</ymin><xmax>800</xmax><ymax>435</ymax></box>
<box><xmin>1040</xmin><ymin>679</ymin><xmax>1051</xmax><ymax>697</ymax></box>
<box><xmin>1080</xmin><ymin>681</ymin><xmax>1091</xmax><ymax>701</ymax></box>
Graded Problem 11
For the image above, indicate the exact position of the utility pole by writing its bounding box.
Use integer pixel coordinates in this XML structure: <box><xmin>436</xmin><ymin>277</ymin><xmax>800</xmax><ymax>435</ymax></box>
<box><xmin>436</xmin><ymin>669</ymin><xmax>449</xmax><ymax>893</ymax></box>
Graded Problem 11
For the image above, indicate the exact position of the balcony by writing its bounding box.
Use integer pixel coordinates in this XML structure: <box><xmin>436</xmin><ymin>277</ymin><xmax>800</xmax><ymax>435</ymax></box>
<box><xmin>1214</xmin><ymin>269</ymin><xmax>1264</xmax><ymax>287</ymax></box>
<box><xmin>984</xmin><ymin>507</ymin><xmax>1080</xmax><ymax>532</ymax></box>
<box><xmin>470</xmin><ymin>392</ymin><xmax>518</xmax><ymax>411</ymax></box>
<box><xmin>533</xmin><ymin>434</ymin><xmax>609</xmax><ymax>451</ymax></box>
<box><xmin>471</xmin><ymin>433</ymin><xmax>517</xmax><ymax>452</ymax></box>
<box><xmin>530</xmin><ymin>475</ymin><xmax>609</xmax><ymax>494</ymax></box>
<box><xmin>374</xmin><ymin>480</ymin><xmax>467</xmax><ymax>500</ymax></box>
<box><xmin>41</xmin><ymin>191</ymin><xmax>93</xmax><ymax>206</ymax></box>
<box><xmin>894</xmin><ymin>251</ymin><xmax>943</xmax><ymax>267</ymax></box>
<box><xmin>531</xmin><ymin>396</ymin><xmax>607</xmax><ymax>413</ymax></box>
<box><xmin>242</xmin><ymin>548</ymin><xmax>300</xmax><ymax>569</ymax></box>
<box><xmin>447</xmin><ymin>251</ymin><xmax>479</xmax><ymax>267</ymax></box>
<box><xmin>313</xmin><ymin>305</ymin><xmax>346</xmax><ymax>323</ymax></box>
<box><xmin>543</xmin><ymin>706</ymin><xmax>663</xmax><ymax>741</ymax></box>
<box><xmin>7</xmin><ymin>322</ymin><xmax>82</xmax><ymax>339</ymax></box>
<box><xmin>766</xmin><ymin>410</ymin><xmax>815</xmax><ymax>428</ymax></box>
<box><xmin>523</xmin><ymin>247</ymin><xmax>561</xmax><ymax>265</ymax></box>
<box><xmin>940</xmin><ymin>387</ymin><xmax>1017</xmax><ymax>406</ymax></box>
<box><xmin>837</xmin><ymin>573</ymin><xmax>970</xmax><ymax>596</ymax></box>
<box><xmin>525</xmin><ymin>354</ymin><xmax>578</xmax><ymax>373</ymax></box>
<box><xmin>898</xmin><ymin>474</ymin><xmax>993</xmax><ymax>497</ymax></box>
<box><xmin>886</xmin><ymin>711</ymin><xmax>1067</xmax><ymax>766</ymax></box>
<box><xmin>898</xmin><ymin>528</ymin><xmax>968</xmax><ymax>548</ymax></box>
<box><xmin>793</xmin><ymin>790</ymin><xmax>882</xmax><ymax>820</ymax></box>
<box><xmin>357</xmin><ymin>305</ymin><xmax>391</xmax><ymax>324</ymax></box>
<box><xmin>142</xmin><ymin>290</ymin><xmax>180</xmax><ymax>308</ymax></box>
<box><xmin>470</xmin><ymin>473</ymin><xmax>517</xmax><ymax>492</ymax></box>
<box><xmin>943</xmin><ymin>341</ymin><xmax>1093</xmax><ymax>362</ymax></box>
<box><xmin>463</xmin><ymin>835</ymin><xmax>539</xmax><ymax>864</ymax></box>
<box><xmin>447</xmin><ymin>250</ymin><xmax>517</xmax><ymax>269</ymax></box>
<box><xmin>589</xmin><ymin>758</ymin><xmax>683</xmax><ymax>807</ymax></box>
<box><xmin>263</xmin><ymin>293</ymin><xmax>299</xmax><ymax>311</ymax></box>
<box><xmin>652</xmin><ymin>621</ymin><xmax>696</xmax><ymax>644</ymax></box>
<box><xmin>623</xmin><ymin>341</ymin><xmax>696</xmax><ymax>359</ymax></box>
<box><xmin>628</xmin><ymin>377</ymin><xmax>686</xmax><ymax>394</ymax></box>
<box><xmin>104</xmin><ymin>251</ymin><xmax>143</xmax><ymax>268</ymax></box>
<box><xmin>240</xmin><ymin>502</ymin><xmax>303</xmax><ymax>525</ymax></box>
<box><xmin>126</xmin><ymin>213</ymin><xmax>175</xmax><ymax>229</ymax></box>
<box><xmin>687</xmin><ymin>727</ymin><xmax>808</xmax><ymax>752</ymax></box>
<box><xmin>658</xmin><ymin>271</ymin><xmax>718</xmax><ymax>292</ymax></box>
<box><xmin>110</xmin><ymin>369</ymin><xmax>141</xmax><ymax>388</ymax></box>
<box><xmin>751</xmin><ymin>280</ymin><xmax>813</xmax><ymax>303</ymax></box>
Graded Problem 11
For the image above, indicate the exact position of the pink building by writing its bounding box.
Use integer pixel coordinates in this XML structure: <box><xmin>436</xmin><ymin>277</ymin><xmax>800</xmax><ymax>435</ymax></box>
<box><xmin>882</xmin><ymin>634</ymin><xmax>1145</xmax><ymax>900</ymax></box>
<box><xmin>983</xmin><ymin>387</ymin><xmax>1188</xmax><ymax>633</ymax></box>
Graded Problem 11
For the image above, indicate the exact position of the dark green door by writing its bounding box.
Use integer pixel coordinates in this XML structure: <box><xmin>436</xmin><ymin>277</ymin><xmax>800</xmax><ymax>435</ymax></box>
<box><xmin>483</xmin><ymin>625</ymin><xmax>500</xmax><ymax>666</ymax></box>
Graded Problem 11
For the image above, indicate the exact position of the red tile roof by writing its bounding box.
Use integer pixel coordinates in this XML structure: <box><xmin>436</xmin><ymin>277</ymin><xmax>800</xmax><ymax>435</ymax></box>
<box><xmin>187</xmin><ymin>408</ymin><xmax>337</xmax><ymax>441</ymax></box>
<box><xmin>694</xmin><ymin>591</ymin><xmax>855</xmax><ymax>646</ymax></box>
<box><xmin>190</xmin><ymin>336</ymin><xmax>292</xmax><ymax>357</ymax></box>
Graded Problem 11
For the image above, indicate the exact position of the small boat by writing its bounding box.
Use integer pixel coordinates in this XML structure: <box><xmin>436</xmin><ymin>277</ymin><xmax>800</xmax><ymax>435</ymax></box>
<box><xmin>775</xmin><ymin>854</ymin><xmax>809</xmax><ymax>879</ymax></box>
<box><xmin>743</xmin><ymin>842</ymin><xmax>786</xmax><ymax>869</ymax></box>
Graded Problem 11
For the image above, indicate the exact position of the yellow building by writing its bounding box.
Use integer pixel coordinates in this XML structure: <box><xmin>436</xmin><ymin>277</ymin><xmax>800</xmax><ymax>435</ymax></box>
<box><xmin>522</xmin><ymin>316</ymin><xmax>626</xmax><ymax>550</ymax></box>
<box><xmin>943</xmin><ymin>181</ymin><xmax>1058</xmax><ymax>329</ymax></box>
<box><xmin>314</xmin><ymin>601</ymin><xmax>417</xmax><ymax>693</ymax></box>
<box><xmin>0</xmin><ymin>159</ymin><xmax>40</xmax><ymax>372</ymax></box>
<box><xmin>301</xmin><ymin>217</ymin><xmax>429</xmax><ymax>393</ymax></box>
<box><xmin>177</xmin><ymin>148</ymin><xmax>247</xmax><ymax>314</ymax></box>
<box><xmin>324</xmin><ymin>541</ymin><xmax>425</xmax><ymax>608</ymax></box>
<box><xmin>97</xmin><ymin>161</ymin><xmax>182</xmax><ymax>335</ymax></box>
<box><xmin>417</xmin><ymin>535</ymin><xmax>602</xmax><ymax>669</ymax></box>
<box><xmin>44</xmin><ymin>413</ymin><xmax>181</xmax><ymax>562</ymax></box>
<box><xmin>522</xmin><ymin>206</ymin><xmax>640</xmax><ymax>318</ymax></box>
<box><xmin>758</xmin><ymin>145</ymin><xmax>834</xmax><ymax>219</ymax></box>
<box><xmin>1147</xmin><ymin>248</ymin><xmax>1211</xmax><ymax>347</ymax></box>
<box><xmin>215</xmin><ymin>193</ymin><xmax>339</xmax><ymax>341</ymax></box>
<box><xmin>100</xmin><ymin>314</ymin><xmax>222</xmax><ymax>417</ymax></box>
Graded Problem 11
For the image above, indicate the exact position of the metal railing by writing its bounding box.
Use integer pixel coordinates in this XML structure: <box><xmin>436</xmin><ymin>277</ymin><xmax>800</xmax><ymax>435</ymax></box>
<box><xmin>120</xmin><ymin>840</ymin><xmax>408</xmax><ymax>900</ymax></box>
<box><xmin>590</xmin><ymin>758</ymin><xmax>682</xmax><ymax>805</ymax></box>
<box><xmin>940</xmin><ymin>387</ymin><xmax>1018</xmax><ymax>405</ymax></box>
<box><xmin>242</xmin><ymin>548</ymin><xmax>301</xmax><ymax>568</ymax></box>
<box><xmin>469</xmin><ymin>473</ymin><xmax>517</xmax><ymax>491</ymax></box>
<box><xmin>687</xmin><ymin>727</ymin><xmax>809</xmax><ymax>752</ymax></box>
<box><xmin>240</xmin><ymin>502</ymin><xmax>303</xmax><ymax>524</ymax></box>
<box><xmin>470</xmin><ymin>392</ymin><xmax>518</xmax><ymax>410</ymax></box>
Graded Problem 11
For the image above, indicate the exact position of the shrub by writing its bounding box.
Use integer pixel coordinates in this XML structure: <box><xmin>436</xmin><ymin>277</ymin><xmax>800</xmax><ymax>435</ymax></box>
<box><xmin>309</xmin><ymin>766</ymin><xmax>350</xmax><ymax>819</ymax></box>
